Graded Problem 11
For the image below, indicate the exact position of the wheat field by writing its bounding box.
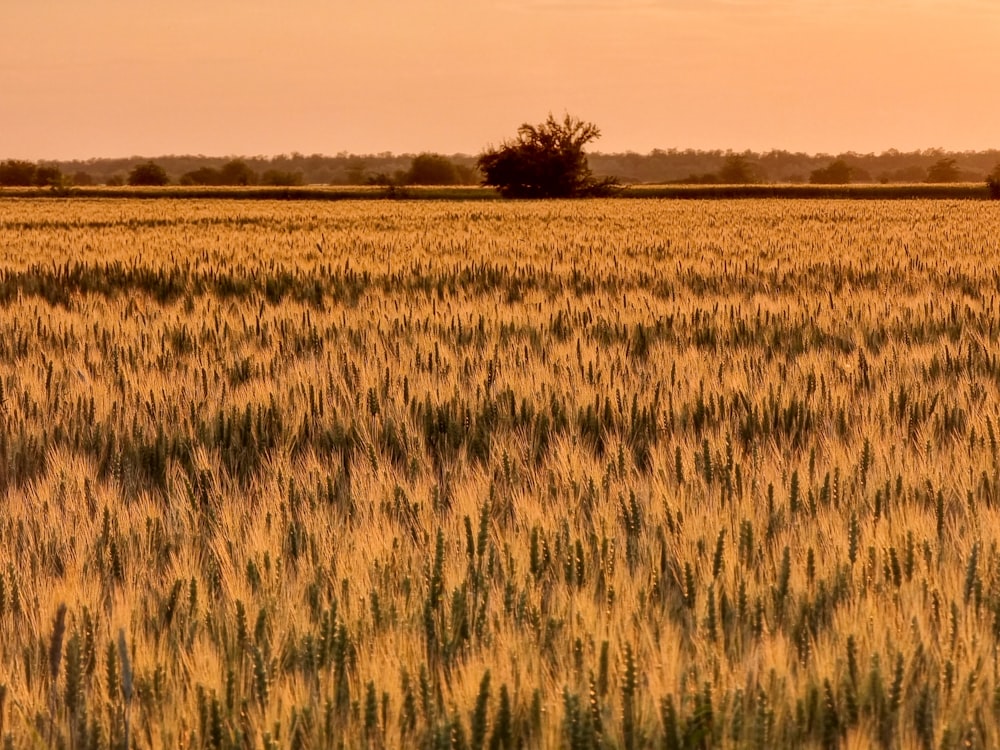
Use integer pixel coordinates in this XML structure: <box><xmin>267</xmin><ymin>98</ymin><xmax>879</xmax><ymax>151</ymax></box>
<box><xmin>0</xmin><ymin>197</ymin><xmax>999</xmax><ymax>748</ymax></box>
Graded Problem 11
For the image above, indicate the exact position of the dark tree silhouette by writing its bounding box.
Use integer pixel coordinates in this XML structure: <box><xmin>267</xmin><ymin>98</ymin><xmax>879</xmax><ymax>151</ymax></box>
<box><xmin>406</xmin><ymin>153</ymin><xmax>459</xmax><ymax>185</ymax></box>
<box><xmin>179</xmin><ymin>167</ymin><xmax>222</xmax><ymax>186</ymax></box>
<box><xmin>477</xmin><ymin>114</ymin><xmax>618</xmax><ymax>198</ymax></box>
<box><xmin>926</xmin><ymin>158</ymin><xmax>960</xmax><ymax>183</ymax></box>
<box><xmin>718</xmin><ymin>154</ymin><xmax>757</xmax><ymax>184</ymax></box>
<box><xmin>0</xmin><ymin>160</ymin><xmax>38</xmax><ymax>187</ymax></box>
<box><xmin>128</xmin><ymin>161</ymin><xmax>169</xmax><ymax>186</ymax></box>
<box><xmin>259</xmin><ymin>169</ymin><xmax>303</xmax><ymax>187</ymax></box>
<box><xmin>34</xmin><ymin>165</ymin><xmax>63</xmax><ymax>187</ymax></box>
<box><xmin>181</xmin><ymin>160</ymin><xmax>258</xmax><ymax>186</ymax></box>
<box><xmin>810</xmin><ymin>159</ymin><xmax>853</xmax><ymax>185</ymax></box>
<box><xmin>219</xmin><ymin>159</ymin><xmax>257</xmax><ymax>186</ymax></box>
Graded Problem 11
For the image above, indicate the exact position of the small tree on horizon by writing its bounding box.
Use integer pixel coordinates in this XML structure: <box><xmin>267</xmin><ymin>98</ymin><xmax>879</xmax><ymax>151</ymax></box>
<box><xmin>127</xmin><ymin>161</ymin><xmax>169</xmax><ymax>186</ymax></box>
<box><xmin>477</xmin><ymin>114</ymin><xmax>619</xmax><ymax>198</ymax></box>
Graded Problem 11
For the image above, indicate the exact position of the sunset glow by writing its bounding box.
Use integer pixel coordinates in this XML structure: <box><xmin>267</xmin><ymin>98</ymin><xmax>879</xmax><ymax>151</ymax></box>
<box><xmin>2</xmin><ymin>0</ymin><xmax>998</xmax><ymax>158</ymax></box>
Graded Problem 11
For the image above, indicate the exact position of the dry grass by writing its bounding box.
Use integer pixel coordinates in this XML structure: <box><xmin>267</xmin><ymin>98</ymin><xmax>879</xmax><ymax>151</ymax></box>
<box><xmin>0</xmin><ymin>198</ymin><xmax>998</xmax><ymax>748</ymax></box>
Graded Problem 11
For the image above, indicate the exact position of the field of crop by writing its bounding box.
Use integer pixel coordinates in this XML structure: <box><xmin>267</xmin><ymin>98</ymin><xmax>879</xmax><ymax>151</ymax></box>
<box><xmin>0</xmin><ymin>182</ymin><xmax>993</xmax><ymax>201</ymax></box>
<box><xmin>0</xmin><ymin>197</ymin><xmax>999</xmax><ymax>748</ymax></box>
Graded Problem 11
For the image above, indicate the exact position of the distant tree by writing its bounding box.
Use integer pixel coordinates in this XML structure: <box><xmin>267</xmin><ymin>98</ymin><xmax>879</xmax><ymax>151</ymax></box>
<box><xmin>926</xmin><ymin>158</ymin><xmax>961</xmax><ymax>183</ymax></box>
<box><xmin>718</xmin><ymin>154</ymin><xmax>757</xmax><ymax>184</ymax></box>
<box><xmin>219</xmin><ymin>159</ymin><xmax>257</xmax><ymax>186</ymax></box>
<box><xmin>128</xmin><ymin>161</ymin><xmax>169</xmax><ymax>186</ymax></box>
<box><xmin>180</xmin><ymin>167</ymin><xmax>222</xmax><ymax>186</ymax></box>
<box><xmin>477</xmin><ymin>113</ymin><xmax>619</xmax><ymax>198</ymax></box>
<box><xmin>180</xmin><ymin>162</ymin><xmax>256</xmax><ymax>187</ymax></box>
<box><xmin>259</xmin><ymin>169</ymin><xmax>303</xmax><ymax>187</ymax></box>
<box><xmin>72</xmin><ymin>171</ymin><xmax>94</xmax><ymax>186</ymax></box>
<box><xmin>0</xmin><ymin>159</ymin><xmax>38</xmax><ymax>186</ymax></box>
<box><xmin>106</xmin><ymin>174</ymin><xmax>126</xmax><ymax>187</ymax></box>
<box><xmin>988</xmin><ymin>163</ymin><xmax>1000</xmax><ymax>200</ymax></box>
<box><xmin>809</xmin><ymin>159</ymin><xmax>853</xmax><ymax>185</ymax></box>
<box><xmin>406</xmin><ymin>153</ymin><xmax>459</xmax><ymax>185</ymax></box>
<box><xmin>34</xmin><ymin>165</ymin><xmax>63</xmax><ymax>187</ymax></box>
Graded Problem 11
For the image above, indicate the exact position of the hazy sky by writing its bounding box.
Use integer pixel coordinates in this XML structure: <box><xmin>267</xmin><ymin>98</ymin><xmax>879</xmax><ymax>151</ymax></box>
<box><xmin>2</xmin><ymin>0</ymin><xmax>998</xmax><ymax>159</ymax></box>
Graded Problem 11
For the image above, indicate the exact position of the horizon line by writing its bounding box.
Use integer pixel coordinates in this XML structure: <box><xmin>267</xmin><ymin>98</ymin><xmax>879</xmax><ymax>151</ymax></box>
<box><xmin>8</xmin><ymin>146</ymin><xmax>1000</xmax><ymax>163</ymax></box>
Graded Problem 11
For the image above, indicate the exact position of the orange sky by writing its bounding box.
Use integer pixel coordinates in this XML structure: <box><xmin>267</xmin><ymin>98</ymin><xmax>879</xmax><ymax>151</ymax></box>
<box><xmin>2</xmin><ymin>1</ymin><xmax>998</xmax><ymax>159</ymax></box>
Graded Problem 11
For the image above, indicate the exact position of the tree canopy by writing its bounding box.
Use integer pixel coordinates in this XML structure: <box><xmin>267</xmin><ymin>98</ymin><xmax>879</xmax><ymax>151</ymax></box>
<box><xmin>0</xmin><ymin>160</ymin><xmax>39</xmax><ymax>186</ymax></box>
<box><xmin>406</xmin><ymin>153</ymin><xmax>459</xmax><ymax>185</ymax></box>
<box><xmin>926</xmin><ymin>158</ymin><xmax>960</xmax><ymax>183</ymax></box>
<box><xmin>180</xmin><ymin>159</ymin><xmax>257</xmax><ymax>186</ymax></box>
<box><xmin>718</xmin><ymin>155</ymin><xmax>757</xmax><ymax>184</ymax></box>
<box><xmin>810</xmin><ymin>159</ymin><xmax>853</xmax><ymax>185</ymax></box>
<box><xmin>477</xmin><ymin>114</ymin><xmax>618</xmax><ymax>198</ymax></box>
<box><xmin>11</xmin><ymin>148</ymin><xmax>1000</xmax><ymax>188</ymax></box>
<box><xmin>128</xmin><ymin>161</ymin><xmax>169</xmax><ymax>186</ymax></box>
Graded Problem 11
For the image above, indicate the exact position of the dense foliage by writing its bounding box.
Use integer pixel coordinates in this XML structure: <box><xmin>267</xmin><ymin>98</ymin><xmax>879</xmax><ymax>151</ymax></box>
<box><xmin>9</xmin><ymin>148</ymin><xmax>1000</xmax><ymax>187</ymax></box>
<box><xmin>477</xmin><ymin>114</ymin><xmax>618</xmax><ymax>197</ymax></box>
<box><xmin>127</xmin><ymin>161</ymin><xmax>170</xmax><ymax>187</ymax></box>
<box><xmin>0</xmin><ymin>160</ymin><xmax>63</xmax><ymax>187</ymax></box>
<box><xmin>810</xmin><ymin>159</ymin><xmax>854</xmax><ymax>185</ymax></box>
<box><xmin>0</xmin><ymin>199</ymin><xmax>999</xmax><ymax>747</ymax></box>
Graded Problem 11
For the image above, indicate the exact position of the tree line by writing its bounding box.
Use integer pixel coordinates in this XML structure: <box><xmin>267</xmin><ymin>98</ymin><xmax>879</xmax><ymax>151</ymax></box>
<box><xmin>0</xmin><ymin>153</ymin><xmax>482</xmax><ymax>188</ymax></box>
<box><xmin>3</xmin><ymin>137</ymin><xmax>999</xmax><ymax>189</ymax></box>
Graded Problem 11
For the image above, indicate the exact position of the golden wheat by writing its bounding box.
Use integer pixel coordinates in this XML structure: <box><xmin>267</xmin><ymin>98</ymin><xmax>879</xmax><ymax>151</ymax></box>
<box><xmin>0</xmin><ymin>197</ymin><xmax>997</xmax><ymax>748</ymax></box>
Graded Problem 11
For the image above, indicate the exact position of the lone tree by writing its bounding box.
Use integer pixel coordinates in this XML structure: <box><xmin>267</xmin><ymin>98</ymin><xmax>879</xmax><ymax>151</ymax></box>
<box><xmin>477</xmin><ymin>114</ymin><xmax>618</xmax><ymax>198</ymax></box>
<box><xmin>128</xmin><ymin>161</ymin><xmax>169</xmax><ymax>186</ymax></box>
